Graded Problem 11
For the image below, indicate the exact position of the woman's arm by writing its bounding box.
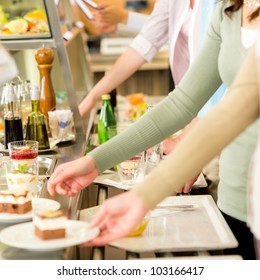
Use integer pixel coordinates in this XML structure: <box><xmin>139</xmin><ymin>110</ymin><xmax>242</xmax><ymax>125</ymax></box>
<box><xmin>78</xmin><ymin>48</ymin><xmax>146</xmax><ymax>117</ymax></box>
<box><xmin>89</xmin><ymin>8</ymin><xmax>223</xmax><ymax>173</ymax></box>
<box><xmin>79</xmin><ymin>0</ymin><xmax>170</xmax><ymax>117</ymax></box>
<box><xmin>134</xmin><ymin>45</ymin><xmax>259</xmax><ymax>209</ymax></box>
<box><xmin>84</xmin><ymin>45</ymin><xmax>260</xmax><ymax>246</ymax></box>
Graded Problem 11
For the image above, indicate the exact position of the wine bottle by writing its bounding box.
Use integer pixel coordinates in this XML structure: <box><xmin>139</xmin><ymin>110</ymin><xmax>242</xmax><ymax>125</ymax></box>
<box><xmin>25</xmin><ymin>85</ymin><xmax>50</xmax><ymax>150</ymax></box>
<box><xmin>97</xmin><ymin>94</ymin><xmax>117</xmax><ymax>145</ymax></box>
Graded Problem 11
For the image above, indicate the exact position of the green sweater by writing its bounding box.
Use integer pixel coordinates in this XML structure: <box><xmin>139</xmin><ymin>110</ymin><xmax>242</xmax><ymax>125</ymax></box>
<box><xmin>89</xmin><ymin>1</ymin><xmax>255</xmax><ymax>222</ymax></box>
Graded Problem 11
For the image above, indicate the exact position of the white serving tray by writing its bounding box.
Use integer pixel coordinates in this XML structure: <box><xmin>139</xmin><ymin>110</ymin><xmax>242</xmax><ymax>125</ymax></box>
<box><xmin>80</xmin><ymin>195</ymin><xmax>238</xmax><ymax>253</ymax></box>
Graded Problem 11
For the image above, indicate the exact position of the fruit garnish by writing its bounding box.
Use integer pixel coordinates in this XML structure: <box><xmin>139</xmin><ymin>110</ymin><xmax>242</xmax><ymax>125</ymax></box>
<box><xmin>17</xmin><ymin>163</ymin><xmax>28</xmax><ymax>173</ymax></box>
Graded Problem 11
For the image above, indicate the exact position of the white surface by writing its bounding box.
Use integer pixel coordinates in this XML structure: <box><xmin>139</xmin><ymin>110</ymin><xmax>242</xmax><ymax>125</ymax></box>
<box><xmin>80</xmin><ymin>195</ymin><xmax>238</xmax><ymax>253</ymax></box>
<box><xmin>0</xmin><ymin>198</ymin><xmax>60</xmax><ymax>224</ymax></box>
<box><xmin>0</xmin><ymin>220</ymin><xmax>99</xmax><ymax>251</ymax></box>
<box><xmin>94</xmin><ymin>170</ymin><xmax>207</xmax><ymax>191</ymax></box>
<box><xmin>100</xmin><ymin>37</ymin><xmax>133</xmax><ymax>55</ymax></box>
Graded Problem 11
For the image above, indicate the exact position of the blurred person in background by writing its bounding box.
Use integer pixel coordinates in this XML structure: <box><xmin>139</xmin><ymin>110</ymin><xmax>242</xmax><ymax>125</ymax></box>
<box><xmin>0</xmin><ymin>44</ymin><xmax>18</xmax><ymax>85</ymax></box>
<box><xmin>91</xmin><ymin>0</ymin><xmax>151</xmax><ymax>34</ymax></box>
<box><xmin>79</xmin><ymin>0</ymin><xmax>222</xmax><ymax>117</ymax></box>
<box><xmin>48</xmin><ymin>1</ymin><xmax>260</xmax><ymax>259</ymax></box>
<box><xmin>79</xmin><ymin>0</ymin><xmax>224</xmax><ymax>193</ymax></box>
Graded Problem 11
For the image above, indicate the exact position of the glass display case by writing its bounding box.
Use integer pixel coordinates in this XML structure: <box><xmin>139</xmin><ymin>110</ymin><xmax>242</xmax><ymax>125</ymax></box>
<box><xmin>0</xmin><ymin>0</ymin><xmax>92</xmax><ymax>135</ymax></box>
<box><xmin>0</xmin><ymin>0</ymin><xmax>51</xmax><ymax>40</ymax></box>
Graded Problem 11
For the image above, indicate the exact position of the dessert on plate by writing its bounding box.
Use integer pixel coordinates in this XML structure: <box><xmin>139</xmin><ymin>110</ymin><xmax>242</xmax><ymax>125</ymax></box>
<box><xmin>0</xmin><ymin>189</ymin><xmax>32</xmax><ymax>214</ymax></box>
<box><xmin>6</xmin><ymin>160</ymin><xmax>38</xmax><ymax>195</ymax></box>
<box><xmin>33</xmin><ymin>209</ymin><xmax>67</xmax><ymax>240</ymax></box>
<box><xmin>7</xmin><ymin>142</ymin><xmax>39</xmax><ymax>194</ymax></box>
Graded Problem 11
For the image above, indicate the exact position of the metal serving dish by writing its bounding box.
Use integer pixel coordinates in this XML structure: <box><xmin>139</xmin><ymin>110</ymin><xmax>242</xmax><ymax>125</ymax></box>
<box><xmin>0</xmin><ymin>155</ymin><xmax>58</xmax><ymax>186</ymax></box>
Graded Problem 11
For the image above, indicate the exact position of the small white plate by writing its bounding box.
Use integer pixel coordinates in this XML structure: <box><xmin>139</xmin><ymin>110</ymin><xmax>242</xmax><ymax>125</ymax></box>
<box><xmin>0</xmin><ymin>221</ymin><xmax>99</xmax><ymax>251</ymax></box>
<box><xmin>0</xmin><ymin>198</ymin><xmax>60</xmax><ymax>224</ymax></box>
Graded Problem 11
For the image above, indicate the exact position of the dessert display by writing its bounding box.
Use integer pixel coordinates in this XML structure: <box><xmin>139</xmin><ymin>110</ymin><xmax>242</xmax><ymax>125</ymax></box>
<box><xmin>10</xmin><ymin>145</ymin><xmax>38</xmax><ymax>164</ymax></box>
<box><xmin>7</xmin><ymin>141</ymin><xmax>39</xmax><ymax>194</ymax></box>
<box><xmin>0</xmin><ymin>189</ymin><xmax>32</xmax><ymax>214</ymax></box>
<box><xmin>125</xmin><ymin>93</ymin><xmax>147</xmax><ymax>121</ymax></box>
<box><xmin>6</xmin><ymin>167</ymin><xmax>38</xmax><ymax>194</ymax></box>
<box><xmin>33</xmin><ymin>210</ymin><xmax>67</xmax><ymax>240</ymax></box>
<box><xmin>0</xmin><ymin>7</ymin><xmax>49</xmax><ymax>36</ymax></box>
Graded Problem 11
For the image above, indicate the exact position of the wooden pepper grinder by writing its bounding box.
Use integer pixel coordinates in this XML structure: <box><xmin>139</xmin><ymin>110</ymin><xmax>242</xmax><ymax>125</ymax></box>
<box><xmin>35</xmin><ymin>47</ymin><xmax>56</xmax><ymax>136</ymax></box>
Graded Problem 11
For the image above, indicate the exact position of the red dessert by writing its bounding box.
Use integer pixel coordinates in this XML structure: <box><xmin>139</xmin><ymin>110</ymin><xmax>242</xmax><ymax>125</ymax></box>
<box><xmin>10</xmin><ymin>147</ymin><xmax>38</xmax><ymax>160</ymax></box>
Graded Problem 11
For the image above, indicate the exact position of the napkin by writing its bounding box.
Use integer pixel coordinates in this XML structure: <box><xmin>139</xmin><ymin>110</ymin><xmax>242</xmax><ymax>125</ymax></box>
<box><xmin>48</xmin><ymin>110</ymin><xmax>73</xmax><ymax>140</ymax></box>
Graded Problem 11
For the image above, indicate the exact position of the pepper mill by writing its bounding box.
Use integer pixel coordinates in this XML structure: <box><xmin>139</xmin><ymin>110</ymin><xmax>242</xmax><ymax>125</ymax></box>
<box><xmin>35</xmin><ymin>47</ymin><xmax>56</xmax><ymax>135</ymax></box>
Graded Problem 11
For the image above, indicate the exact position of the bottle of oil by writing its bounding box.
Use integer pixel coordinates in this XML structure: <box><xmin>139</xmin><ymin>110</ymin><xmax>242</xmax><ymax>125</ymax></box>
<box><xmin>18</xmin><ymin>79</ymin><xmax>31</xmax><ymax>136</ymax></box>
<box><xmin>3</xmin><ymin>83</ymin><xmax>23</xmax><ymax>148</ymax></box>
<box><xmin>97</xmin><ymin>94</ymin><xmax>117</xmax><ymax>144</ymax></box>
<box><xmin>25</xmin><ymin>85</ymin><xmax>50</xmax><ymax>150</ymax></box>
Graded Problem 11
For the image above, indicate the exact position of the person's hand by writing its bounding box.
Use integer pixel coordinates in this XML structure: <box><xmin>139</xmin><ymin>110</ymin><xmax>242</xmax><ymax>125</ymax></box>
<box><xmin>82</xmin><ymin>191</ymin><xmax>149</xmax><ymax>246</ymax></box>
<box><xmin>162</xmin><ymin>132</ymin><xmax>183</xmax><ymax>155</ymax></box>
<box><xmin>93</xmin><ymin>4</ymin><xmax>128</xmax><ymax>25</ymax></box>
<box><xmin>181</xmin><ymin>172</ymin><xmax>201</xmax><ymax>193</ymax></box>
<box><xmin>47</xmin><ymin>155</ymin><xmax>98</xmax><ymax>197</ymax></box>
<box><xmin>92</xmin><ymin>4</ymin><xmax>128</xmax><ymax>33</ymax></box>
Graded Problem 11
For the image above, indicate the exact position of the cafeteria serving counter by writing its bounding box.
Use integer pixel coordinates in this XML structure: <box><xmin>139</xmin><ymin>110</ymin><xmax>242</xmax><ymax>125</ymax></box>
<box><xmin>0</xmin><ymin>128</ymin><xmax>90</xmax><ymax>260</ymax></box>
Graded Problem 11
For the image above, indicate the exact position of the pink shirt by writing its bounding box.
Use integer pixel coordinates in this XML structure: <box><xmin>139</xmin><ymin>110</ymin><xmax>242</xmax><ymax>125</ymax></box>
<box><xmin>130</xmin><ymin>0</ymin><xmax>203</xmax><ymax>85</ymax></box>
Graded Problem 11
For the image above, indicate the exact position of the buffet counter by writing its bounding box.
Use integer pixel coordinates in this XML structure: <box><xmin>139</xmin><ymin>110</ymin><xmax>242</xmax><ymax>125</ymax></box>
<box><xmin>0</xmin><ymin>128</ymin><xmax>88</xmax><ymax>260</ymax></box>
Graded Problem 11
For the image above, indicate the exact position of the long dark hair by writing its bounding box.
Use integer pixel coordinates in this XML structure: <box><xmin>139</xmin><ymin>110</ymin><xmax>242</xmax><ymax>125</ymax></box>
<box><xmin>224</xmin><ymin>0</ymin><xmax>260</xmax><ymax>21</ymax></box>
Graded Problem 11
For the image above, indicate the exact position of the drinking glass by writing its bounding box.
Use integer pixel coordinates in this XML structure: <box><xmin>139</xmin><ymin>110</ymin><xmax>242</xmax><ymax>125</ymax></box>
<box><xmin>145</xmin><ymin>142</ymin><xmax>163</xmax><ymax>175</ymax></box>
<box><xmin>8</xmin><ymin>140</ymin><xmax>38</xmax><ymax>162</ymax></box>
<box><xmin>5</xmin><ymin>160</ymin><xmax>39</xmax><ymax>197</ymax></box>
<box><xmin>117</xmin><ymin>153</ymin><xmax>145</xmax><ymax>186</ymax></box>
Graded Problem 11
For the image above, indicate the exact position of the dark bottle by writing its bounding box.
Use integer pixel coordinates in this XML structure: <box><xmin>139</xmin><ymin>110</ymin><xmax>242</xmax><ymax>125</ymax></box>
<box><xmin>25</xmin><ymin>85</ymin><xmax>50</xmax><ymax>150</ymax></box>
<box><xmin>4</xmin><ymin>83</ymin><xmax>23</xmax><ymax>148</ymax></box>
<box><xmin>97</xmin><ymin>94</ymin><xmax>117</xmax><ymax>145</ymax></box>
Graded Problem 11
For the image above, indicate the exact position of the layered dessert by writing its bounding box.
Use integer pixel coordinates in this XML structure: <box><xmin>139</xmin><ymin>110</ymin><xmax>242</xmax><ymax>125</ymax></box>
<box><xmin>6</xmin><ymin>170</ymin><xmax>38</xmax><ymax>194</ymax></box>
<box><xmin>0</xmin><ymin>189</ymin><xmax>32</xmax><ymax>214</ymax></box>
<box><xmin>33</xmin><ymin>210</ymin><xmax>67</xmax><ymax>240</ymax></box>
<box><xmin>7</xmin><ymin>145</ymin><xmax>38</xmax><ymax>194</ymax></box>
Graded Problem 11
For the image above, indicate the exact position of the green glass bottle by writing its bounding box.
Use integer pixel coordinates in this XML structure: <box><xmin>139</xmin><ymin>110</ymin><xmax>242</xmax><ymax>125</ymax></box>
<box><xmin>25</xmin><ymin>85</ymin><xmax>50</xmax><ymax>150</ymax></box>
<box><xmin>97</xmin><ymin>94</ymin><xmax>117</xmax><ymax>145</ymax></box>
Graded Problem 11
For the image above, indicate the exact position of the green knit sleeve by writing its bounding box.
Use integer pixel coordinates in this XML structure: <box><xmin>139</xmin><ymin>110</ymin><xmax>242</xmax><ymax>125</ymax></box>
<box><xmin>89</xmin><ymin>5</ymin><xmax>224</xmax><ymax>173</ymax></box>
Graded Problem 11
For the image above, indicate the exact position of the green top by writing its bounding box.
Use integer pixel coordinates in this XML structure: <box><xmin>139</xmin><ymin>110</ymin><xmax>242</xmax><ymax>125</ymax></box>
<box><xmin>89</xmin><ymin>1</ymin><xmax>255</xmax><ymax>222</ymax></box>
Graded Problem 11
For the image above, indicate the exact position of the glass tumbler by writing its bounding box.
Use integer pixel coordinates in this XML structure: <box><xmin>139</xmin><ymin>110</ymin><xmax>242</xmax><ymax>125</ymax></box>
<box><xmin>117</xmin><ymin>153</ymin><xmax>145</xmax><ymax>187</ymax></box>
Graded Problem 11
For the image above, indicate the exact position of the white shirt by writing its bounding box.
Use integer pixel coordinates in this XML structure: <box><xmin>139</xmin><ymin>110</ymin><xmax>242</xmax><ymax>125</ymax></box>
<box><xmin>241</xmin><ymin>27</ymin><xmax>258</xmax><ymax>49</ymax></box>
<box><xmin>129</xmin><ymin>0</ymin><xmax>210</xmax><ymax>85</ymax></box>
